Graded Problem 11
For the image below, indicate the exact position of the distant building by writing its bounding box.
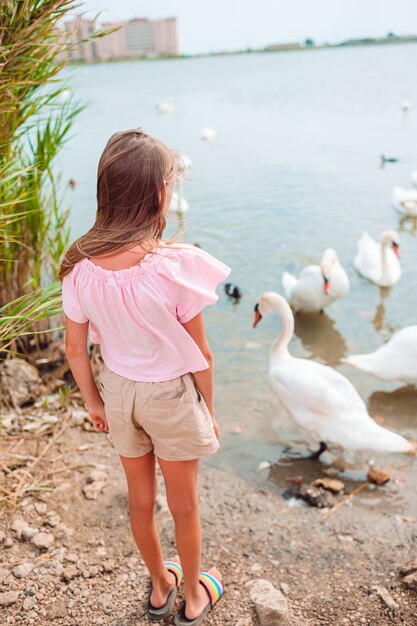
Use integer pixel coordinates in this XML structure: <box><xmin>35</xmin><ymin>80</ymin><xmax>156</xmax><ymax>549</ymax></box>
<box><xmin>62</xmin><ymin>15</ymin><xmax>179</xmax><ymax>62</ymax></box>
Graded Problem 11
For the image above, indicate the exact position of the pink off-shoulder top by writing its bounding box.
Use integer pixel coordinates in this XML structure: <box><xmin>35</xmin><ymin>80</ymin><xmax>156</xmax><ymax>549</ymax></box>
<box><xmin>61</xmin><ymin>242</ymin><xmax>231</xmax><ymax>382</ymax></box>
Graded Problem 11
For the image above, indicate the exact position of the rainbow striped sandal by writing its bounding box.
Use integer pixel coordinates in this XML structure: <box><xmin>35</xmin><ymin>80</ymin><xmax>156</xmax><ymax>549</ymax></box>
<box><xmin>174</xmin><ymin>571</ymin><xmax>224</xmax><ymax>626</ymax></box>
<box><xmin>147</xmin><ymin>560</ymin><xmax>183</xmax><ymax>622</ymax></box>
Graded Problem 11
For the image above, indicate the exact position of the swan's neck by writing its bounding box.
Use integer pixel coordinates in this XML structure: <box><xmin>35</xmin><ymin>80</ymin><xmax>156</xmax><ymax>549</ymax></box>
<box><xmin>268</xmin><ymin>298</ymin><xmax>294</xmax><ymax>357</ymax></box>
<box><xmin>380</xmin><ymin>242</ymin><xmax>390</xmax><ymax>282</ymax></box>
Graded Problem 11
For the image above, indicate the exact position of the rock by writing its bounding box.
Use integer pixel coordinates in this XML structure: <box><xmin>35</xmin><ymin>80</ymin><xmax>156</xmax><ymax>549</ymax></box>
<box><xmin>61</xmin><ymin>566</ymin><xmax>79</xmax><ymax>582</ymax></box>
<box><xmin>45</xmin><ymin>599</ymin><xmax>67</xmax><ymax>618</ymax></box>
<box><xmin>23</xmin><ymin>596</ymin><xmax>37</xmax><ymax>610</ymax></box>
<box><xmin>312</xmin><ymin>478</ymin><xmax>345</xmax><ymax>493</ymax></box>
<box><xmin>0</xmin><ymin>358</ymin><xmax>43</xmax><ymax>406</ymax></box>
<box><xmin>367</xmin><ymin>467</ymin><xmax>390</xmax><ymax>485</ymax></box>
<box><xmin>83</xmin><ymin>481</ymin><xmax>107</xmax><ymax>500</ymax></box>
<box><xmin>44</xmin><ymin>511</ymin><xmax>60</xmax><ymax>527</ymax></box>
<box><xmin>0</xmin><ymin>568</ymin><xmax>11</xmax><ymax>584</ymax></box>
<box><xmin>0</xmin><ymin>591</ymin><xmax>20</xmax><ymax>607</ymax></box>
<box><xmin>280</xmin><ymin>582</ymin><xmax>290</xmax><ymax>595</ymax></box>
<box><xmin>249</xmin><ymin>579</ymin><xmax>289</xmax><ymax>625</ymax></box>
<box><xmin>12</xmin><ymin>562</ymin><xmax>34</xmax><ymax>578</ymax></box>
<box><xmin>54</xmin><ymin>522</ymin><xmax>74</xmax><ymax>538</ymax></box>
<box><xmin>66</xmin><ymin>553</ymin><xmax>78</xmax><ymax>563</ymax></box>
<box><xmin>372</xmin><ymin>586</ymin><xmax>398</xmax><ymax>610</ymax></box>
<box><xmin>10</xmin><ymin>517</ymin><xmax>29</xmax><ymax>538</ymax></box>
<box><xmin>86</xmin><ymin>469</ymin><xmax>109</xmax><ymax>483</ymax></box>
<box><xmin>21</xmin><ymin>526</ymin><xmax>38</xmax><ymax>541</ymax></box>
<box><xmin>299</xmin><ymin>484</ymin><xmax>335</xmax><ymax>508</ymax></box>
<box><xmin>97</xmin><ymin>592</ymin><xmax>113</xmax><ymax>614</ymax></box>
<box><xmin>3</xmin><ymin>537</ymin><xmax>14</xmax><ymax>548</ymax></box>
<box><xmin>103</xmin><ymin>559</ymin><xmax>116</xmax><ymax>573</ymax></box>
<box><xmin>34</xmin><ymin>502</ymin><xmax>47</xmax><ymax>515</ymax></box>
<box><xmin>256</xmin><ymin>461</ymin><xmax>271</xmax><ymax>472</ymax></box>
<box><xmin>0</xmin><ymin>530</ymin><xmax>5</xmax><ymax>543</ymax></box>
<box><xmin>399</xmin><ymin>561</ymin><xmax>417</xmax><ymax>577</ymax></box>
<box><xmin>31</xmin><ymin>531</ymin><xmax>54</xmax><ymax>550</ymax></box>
<box><xmin>401</xmin><ymin>571</ymin><xmax>417</xmax><ymax>591</ymax></box>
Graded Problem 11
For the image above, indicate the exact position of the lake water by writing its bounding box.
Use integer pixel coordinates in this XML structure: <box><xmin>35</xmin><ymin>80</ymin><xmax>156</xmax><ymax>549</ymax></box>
<box><xmin>60</xmin><ymin>44</ymin><xmax>417</xmax><ymax>484</ymax></box>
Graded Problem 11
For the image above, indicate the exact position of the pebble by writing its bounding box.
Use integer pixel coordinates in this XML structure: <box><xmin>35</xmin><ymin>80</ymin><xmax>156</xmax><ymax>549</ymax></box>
<box><xmin>45</xmin><ymin>599</ymin><xmax>67</xmax><ymax>618</ymax></box>
<box><xmin>62</xmin><ymin>566</ymin><xmax>79</xmax><ymax>582</ymax></box>
<box><xmin>31</xmin><ymin>531</ymin><xmax>54</xmax><ymax>550</ymax></box>
<box><xmin>34</xmin><ymin>502</ymin><xmax>47</xmax><ymax>515</ymax></box>
<box><xmin>22</xmin><ymin>596</ymin><xmax>37</xmax><ymax>610</ymax></box>
<box><xmin>10</xmin><ymin>517</ymin><xmax>29</xmax><ymax>538</ymax></box>
<box><xmin>83</xmin><ymin>481</ymin><xmax>107</xmax><ymax>500</ymax></box>
<box><xmin>0</xmin><ymin>591</ymin><xmax>20</xmax><ymax>607</ymax></box>
<box><xmin>0</xmin><ymin>530</ymin><xmax>6</xmax><ymax>543</ymax></box>
<box><xmin>44</xmin><ymin>511</ymin><xmax>60</xmax><ymax>527</ymax></box>
<box><xmin>12</xmin><ymin>562</ymin><xmax>34</xmax><ymax>578</ymax></box>
<box><xmin>86</xmin><ymin>469</ymin><xmax>109</xmax><ymax>483</ymax></box>
<box><xmin>3</xmin><ymin>537</ymin><xmax>14</xmax><ymax>548</ymax></box>
<box><xmin>0</xmin><ymin>568</ymin><xmax>11</xmax><ymax>584</ymax></box>
<box><xmin>21</xmin><ymin>526</ymin><xmax>38</xmax><ymax>541</ymax></box>
<box><xmin>249</xmin><ymin>579</ymin><xmax>289</xmax><ymax>625</ymax></box>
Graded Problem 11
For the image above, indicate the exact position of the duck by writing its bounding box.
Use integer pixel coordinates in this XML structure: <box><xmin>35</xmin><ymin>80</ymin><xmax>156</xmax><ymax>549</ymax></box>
<box><xmin>201</xmin><ymin>127</ymin><xmax>216</xmax><ymax>141</ymax></box>
<box><xmin>392</xmin><ymin>186</ymin><xmax>417</xmax><ymax>217</ymax></box>
<box><xmin>411</xmin><ymin>170</ymin><xmax>417</xmax><ymax>187</ymax></box>
<box><xmin>342</xmin><ymin>326</ymin><xmax>417</xmax><ymax>385</ymax></box>
<box><xmin>253</xmin><ymin>292</ymin><xmax>415</xmax><ymax>457</ymax></box>
<box><xmin>282</xmin><ymin>248</ymin><xmax>349</xmax><ymax>313</ymax></box>
<box><xmin>225</xmin><ymin>283</ymin><xmax>242</xmax><ymax>300</ymax></box>
<box><xmin>353</xmin><ymin>230</ymin><xmax>401</xmax><ymax>287</ymax></box>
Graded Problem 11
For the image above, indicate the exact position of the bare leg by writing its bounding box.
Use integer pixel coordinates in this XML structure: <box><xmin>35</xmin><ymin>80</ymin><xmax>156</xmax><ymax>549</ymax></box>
<box><xmin>158</xmin><ymin>457</ymin><xmax>223</xmax><ymax>620</ymax></box>
<box><xmin>119</xmin><ymin>451</ymin><xmax>176</xmax><ymax>608</ymax></box>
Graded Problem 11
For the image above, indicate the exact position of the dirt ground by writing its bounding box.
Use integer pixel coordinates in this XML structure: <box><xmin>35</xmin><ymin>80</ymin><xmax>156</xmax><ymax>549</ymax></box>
<box><xmin>1</xmin><ymin>399</ymin><xmax>417</xmax><ymax>626</ymax></box>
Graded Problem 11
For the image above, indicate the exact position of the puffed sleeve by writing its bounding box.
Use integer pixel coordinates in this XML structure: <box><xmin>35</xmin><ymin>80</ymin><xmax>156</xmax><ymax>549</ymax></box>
<box><xmin>171</xmin><ymin>245</ymin><xmax>231</xmax><ymax>323</ymax></box>
<box><xmin>61</xmin><ymin>269</ymin><xmax>89</xmax><ymax>323</ymax></box>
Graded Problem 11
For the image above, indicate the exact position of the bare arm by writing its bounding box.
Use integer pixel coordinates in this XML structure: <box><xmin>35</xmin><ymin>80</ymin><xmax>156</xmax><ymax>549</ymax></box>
<box><xmin>64</xmin><ymin>316</ymin><xmax>108</xmax><ymax>432</ymax></box>
<box><xmin>181</xmin><ymin>312</ymin><xmax>219</xmax><ymax>438</ymax></box>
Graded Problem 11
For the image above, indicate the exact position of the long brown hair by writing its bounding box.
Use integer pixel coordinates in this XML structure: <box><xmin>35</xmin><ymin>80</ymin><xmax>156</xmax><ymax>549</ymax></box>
<box><xmin>58</xmin><ymin>128</ymin><xmax>179</xmax><ymax>281</ymax></box>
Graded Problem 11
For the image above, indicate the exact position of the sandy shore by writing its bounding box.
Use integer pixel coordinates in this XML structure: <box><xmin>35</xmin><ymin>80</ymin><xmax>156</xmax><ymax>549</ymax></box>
<box><xmin>1</xmin><ymin>402</ymin><xmax>417</xmax><ymax>626</ymax></box>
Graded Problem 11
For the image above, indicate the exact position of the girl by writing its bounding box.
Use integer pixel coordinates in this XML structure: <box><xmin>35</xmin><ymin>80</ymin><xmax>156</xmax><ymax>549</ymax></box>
<box><xmin>58</xmin><ymin>128</ymin><xmax>230</xmax><ymax>625</ymax></box>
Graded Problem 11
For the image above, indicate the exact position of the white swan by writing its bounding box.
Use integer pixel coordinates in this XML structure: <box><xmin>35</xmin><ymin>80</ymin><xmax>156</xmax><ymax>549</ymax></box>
<box><xmin>392</xmin><ymin>186</ymin><xmax>417</xmax><ymax>217</ymax></box>
<box><xmin>411</xmin><ymin>170</ymin><xmax>417</xmax><ymax>188</ymax></box>
<box><xmin>282</xmin><ymin>248</ymin><xmax>350</xmax><ymax>313</ymax></box>
<box><xmin>201</xmin><ymin>127</ymin><xmax>216</xmax><ymax>141</ymax></box>
<box><xmin>342</xmin><ymin>326</ymin><xmax>417</xmax><ymax>385</ymax></box>
<box><xmin>253</xmin><ymin>292</ymin><xmax>415</xmax><ymax>455</ymax></box>
<box><xmin>353</xmin><ymin>230</ymin><xmax>401</xmax><ymax>287</ymax></box>
<box><xmin>402</xmin><ymin>98</ymin><xmax>412</xmax><ymax>111</ymax></box>
<box><xmin>169</xmin><ymin>190</ymin><xmax>189</xmax><ymax>214</ymax></box>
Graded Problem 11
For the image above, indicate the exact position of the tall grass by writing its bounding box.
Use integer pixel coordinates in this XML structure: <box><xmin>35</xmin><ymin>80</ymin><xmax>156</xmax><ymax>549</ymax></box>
<box><xmin>0</xmin><ymin>1</ymin><xmax>113</xmax><ymax>354</ymax></box>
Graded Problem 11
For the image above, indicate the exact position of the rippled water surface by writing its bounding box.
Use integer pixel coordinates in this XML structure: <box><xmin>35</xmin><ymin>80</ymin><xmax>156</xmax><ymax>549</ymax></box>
<box><xmin>61</xmin><ymin>44</ymin><xmax>417</xmax><ymax>484</ymax></box>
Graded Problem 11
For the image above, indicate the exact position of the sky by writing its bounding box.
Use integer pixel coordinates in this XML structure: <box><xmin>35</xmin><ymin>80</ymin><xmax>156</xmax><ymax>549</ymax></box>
<box><xmin>78</xmin><ymin>0</ymin><xmax>417</xmax><ymax>55</ymax></box>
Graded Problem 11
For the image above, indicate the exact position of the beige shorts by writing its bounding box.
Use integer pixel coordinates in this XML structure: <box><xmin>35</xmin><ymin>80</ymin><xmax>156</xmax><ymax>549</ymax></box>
<box><xmin>97</xmin><ymin>363</ymin><xmax>220</xmax><ymax>461</ymax></box>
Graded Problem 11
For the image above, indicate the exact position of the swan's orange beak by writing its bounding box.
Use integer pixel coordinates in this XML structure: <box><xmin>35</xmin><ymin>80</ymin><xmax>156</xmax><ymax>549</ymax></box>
<box><xmin>253</xmin><ymin>304</ymin><xmax>262</xmax><ymax>328</ymax></box>
<box><xmin>392</xmin><ymin>242</ymin><xmax>400</xmax><ymax>258</ymax></box>
<box><xmin>323</xmin><ymin>277</ymin><xmax>330</xmax><ymax>295</ymax></box>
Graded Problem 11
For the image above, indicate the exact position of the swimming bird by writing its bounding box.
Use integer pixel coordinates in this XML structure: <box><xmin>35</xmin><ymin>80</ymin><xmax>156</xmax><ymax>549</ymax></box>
<box><xmin>392</xmin><ymin>186</ymin><xmax>417</xmax><ymax>217</ymax></box>
<box><xmin>401</xmin><ymin>97</ymin><xmax>412</xmax><ymax>112</ymax></box>
<box><xmin>282</xmin><ymin>248</ymin><xmax>349</xmax><ymax>313</ymax></box>
<box><xmin>225</xmin><ymin>283</ymin><xmax>242</xmax><ymax>300</ymax></box>
<box><xmin>353</xmin><ymin>230</ymin><xmax>401</xmax><ymax>287</ymax></box>
<box><xmin>201</xmin><ymin>127</ymin><xmax>216</xmax><ymax>141</ymax></box>
<box><xmin>342</xmin><ymin>326</ymin><xmax>417</xmax><ymax>385</ymax></box>
<box><xmin>380</xmin><ymin>155</ymin><xmax>399</xmax><ymax>165</ymax></box>
<box><xmin>169</xmin><ymin>190</ymin><xmax>189</xmax><ymax>214</ymax></box>
<box><xmin>253</xmin><ymin>292</ymin><xmax>415</xmax><ymax>457</ymax></box>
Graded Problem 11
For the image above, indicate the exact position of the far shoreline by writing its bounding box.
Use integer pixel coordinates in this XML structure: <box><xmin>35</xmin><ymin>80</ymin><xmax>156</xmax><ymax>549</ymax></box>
<box><xmin>67</xmin><ymin>35</ymin><xmax>417</xmax><ymax>66</ymax></box>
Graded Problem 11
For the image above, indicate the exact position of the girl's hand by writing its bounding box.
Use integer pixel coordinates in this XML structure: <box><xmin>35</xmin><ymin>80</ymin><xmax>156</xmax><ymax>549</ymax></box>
<box><xmin>212</xmin><ymin>417</ymin><xmax>220</xmax><ymax>439</ymax></box>
<box><xmin>88</xmin><ymin>402</ymin><xmax>109</xmax><ymax>432</ymax></box>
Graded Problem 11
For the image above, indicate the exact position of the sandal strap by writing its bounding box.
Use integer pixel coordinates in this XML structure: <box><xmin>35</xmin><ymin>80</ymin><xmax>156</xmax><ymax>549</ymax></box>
<box><xmin>199</xmin><ymin>572</ymin><xmax>224</xmax><ymax>605</ymax></box>
<box><xmin>164</xmin><ymin>560</ymin><xmax>183</xmax><ymax>586</ymax></box>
